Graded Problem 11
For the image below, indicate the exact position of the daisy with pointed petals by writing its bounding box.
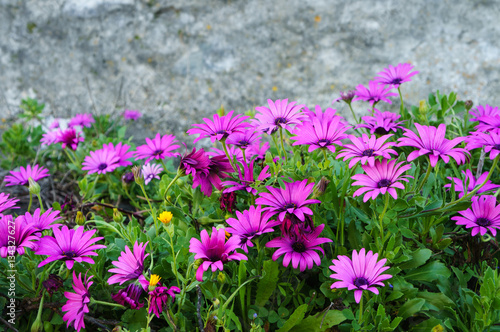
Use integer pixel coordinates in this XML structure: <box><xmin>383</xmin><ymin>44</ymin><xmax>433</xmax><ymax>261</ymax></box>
<box><xmin>36</xmin><ymin>225</ymin><xmax>106</xmax><ymax>269</ymax></box>
<box><xmin>4</xmin><ymin>164</ymin><xmax>50</xmax><ymax>186</ymax></box>
<box><xmin>123</xmin><ymin>110</ymin><xmax>142</xmax><ymax>121</ymax></box>
<box><xmin>0</xmin><ymin>193</ymin><xmax>19</xmax><ymax>214</ymax></box>
<box><xmin>474</xmin><ymin>115</ymin><xmax>500</xmax><ymax>132</ymax></box>
<box><xmin>466</xmin><ymin>130</ymin><xmax>500</xmax><ymax>160</ymax></box>
<box><xmin>303</xmin><ymin>105</ymin><xmax>341</xmax><ymax>124</ymax></box>
<box><xmin>256</xmin><ymin>179</ymin><xmax>321</xmax><ymax>221</ymax></box>
<box><xmin>208</xmin><ymin>146</ymin><xmax>244</xmax><ymax>163</ymax></box>
<box><xmin>444</xmin><ymin>169</ymin><xmax>500</xmax><ymax>198</ymax></box>
<box><xmin>253</xmin><ymin>99</ymin><xmax>307</xmax><ymax>134</ymax></box>
<box><xmin>266</xmin><ymin>224</ymin><xmax>332</xmax><ymax>271</ymax></box>
<box><xmin>355</xmin><ymin>109</ymin><xmax>406</xmax><ymax>135</ymax></box>
<box><xmin>373</xmin><ymin>63</ymin><xmax>419</xmax><ymax>88</ymax></box>
<box><xmin>192</xmin><ymin>155</ymin><xmax>234</xmax><ymax>196</ymax></box>
<box><xmin>134</xmin><ymin>133</ymin><xmax>180</xmax><ymax>164</ymax></box>
<box><xmin>56</xmin><ymin>128</ymin><xmax>84</xmax><ymax>150</ymax></box>
<box><xmin>452</xmin><ymin>195</ymin><xmax>500</xmax><ymax>236</ymax></box>
<box><xmin>0</xmin><ymin>215</ymin><xmax>38</xmax><ymax>257</ymax></box>
<box><xmin>68</xmin><ymin>113</ymin><xmax>95</xmax><ymax>128</ymax></box>
<box><xmin>142</xmin><ymin>163</ymin><xmax>163</xmax><ymax>185</ymax></box>
<box><xmin>189</xmin><ymin>227</ymin><xmax>248</xmax><ymax>281</ymax></box>
<box><xmin>246</xmin><ymin>141</ymin><xmax>270</xmax><ymax>161</ymax></box>
<box><xmin>336</xmin><ymin>134</ymin><xmax>398</xmax><ymax>168</ymax></box>
<box><xmin>82</xmin><ymin>148</ymin><xmax>120</xmax><ymax>175</ymax></box>
<box><xmin>469</xmin><ymin>104</ymin><xmax>500</xmax><ymax>122</ymax></box>
<box><xmin>226</xmin><ymin>205</ymin><xmax>281</xmax><ymax>253</ymax></box>
<box><xmin>62</xmin><ymin>272</ymin><xmax>92</xmax><ymax>332</ymax></box>
<box><xmin>187</xmin><ymin>110</ymin><xmax>250</xmax><ymax>143</ymax></box>
<box><xmin>222</xmin><ymin>159</ymin><xmax>270</xmax><ymax>195</ymax></box>
<box><xmin>40</xmin><ymin>130</ymin><xmax>60</xmax><ymax>146</ymax></box>
<box><xmin>21</xmin><ymin>208</ymin><xmax>61</xmax><ymax>232</ymax></box>
<box><xmin>398</xmin><ymin>123</ymin><xmax>469</xmax><ymax>167</ymax></box>
<box><xmin>226</xmin><ymin>129</ymin><xmax>261</xmax><ymax>149</ymax></box>
<box><xmin>353</xmin><ymin>81</ymin><xmax>398</xmax><ymax>106</ymax></box>
<box><xmin>352</xmin><ymin>159</ymin><xmax>412</xmax><ymax>202</ymax></box>
<box><xmin>148</xmin><ymin>283</ymin><xmax>180</xmax><ymax>317</ymax></box>
<box><xmin>103</xmin><ymin>142</ymin><xmax>134</xmax><ymax>167</ymax></box>
<box><xmin>330</xmin><ymin>248</ymin><xmax>392</xmax><ymax>303</ymax></box>
<box><xmin>108</xmin><ymin>241</ymin><xmax>149</xmax><ymax>285</ymax></box>
<box><xmin>179</xmin><ymin>146</ymin><xmax>211</xmax><ymax>177</ymax></box>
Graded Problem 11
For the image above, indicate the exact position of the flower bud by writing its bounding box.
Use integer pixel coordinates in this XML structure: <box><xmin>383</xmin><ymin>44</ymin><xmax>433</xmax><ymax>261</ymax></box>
<box><xmin>122</xmin><ymin>172</ymin><xmax>134</xmax><ymax>185</ymax></box>
<box><xmin>113</xmin><ymin>208</ymin><xmax>123</xmax><ymax>223</ymax></box>
<box><xmin>431</xmin><ymin>324</ymin><xmax>444</xmax><ymax>332</ymax></box>
<box><xmin>313</xmin><ymin>176</ymin><xmax>330</xmax><ymax>198</ymax></box>
<box><xmin>31</xmin><ymin>316</ymin><xmax>43</xmax><ymax>332</ymax></box>
<box><xmin>217</xmin><ymin>272</ymin><xmax>226</xmax><ymax>284</ymax></box>
<box><xmin>217</xmin><ymin>104</ymin><xmax>225</xmax><ymax>117</ymax></box>
<box><xmin>28</xmin><ymin>177</ymin><xmax>41</xmax><ymax>195</ymax></box>
<box><xmin>194</xmin><ymin>258</ymin><xmax>203</xmax><ymax>270</ymax></box>
<box><xmin>131</xmin><ymin>166</ymin><xmax>144</xmax><ymax>186</ymax></box>
<box><xmin>75</xmin><ymin>211</ymin><xmax>86</xmax><ymax>226</ymax></box>
<box><xmin>418</xmin><ymin>100</ymin><xmax>428</xmax><ymax>117</ymax></box>
<box><xmin>465</xmin><ymin>100</ymin><xmax>473</xmax><ymax>111</ymax></box>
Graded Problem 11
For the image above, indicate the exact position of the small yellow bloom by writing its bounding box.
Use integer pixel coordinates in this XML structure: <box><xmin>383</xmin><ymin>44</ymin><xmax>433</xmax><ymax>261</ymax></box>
<box><xmin>431</xmin><ymin>325</ymin><xmax>444</xmax><ymax>332</ymax></box>
<box><xmin>225</xmin><ymin>230</ymin><xmax>231</xmax><ymax>240</ymax></box>
<box><xmin>158</xmin><ymin>211</ymin><xmax>173</xmax><ymax>224</ymax></box>
<box><xmin>149</xmin><ymin>274</ymin><xmax>161</xmax><ymax>287</ymax></box>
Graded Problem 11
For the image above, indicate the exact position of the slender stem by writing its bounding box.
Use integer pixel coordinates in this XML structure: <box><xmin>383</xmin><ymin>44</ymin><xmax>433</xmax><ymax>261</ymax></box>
<box><xmin>164</xmin><ymin>173</ymin><xmax>182</xmax><ymax>203</ymax></box>
<box><xmin>167</xmin><ymin>228</ymin><xmax>181</xmax><ymax>289</ymax></box>
<box><xmin>139</xmin><ymin>183</ymin><xmax>158</xmax><ymax>236</ymax></box>
<box><xmin>242</xmin><ymin>149</ymin><xmax>247</xmax><ymax>165</ymax></box>
<box><xmin>160</xmin><ymin>159</ymin><xmax>176</xmax><ymax>175</ymax></box>
<box><xmin>347</xmin><ymin>102</ymin><xmax>359</xmax><ymax>124</ymax></box>
<box><xmin>35</xmin><ymin>291</ymin><xmax>45</xmax><ymax>323</ymax></box>
<box><xmin>91</xmin><ymin>299</ymin><xmax>126</xmax><ymax>309</ymax></box>
<box><xmin>63</xmin><ymin>148</ymin><xmax>76</xmax><ymax>165</ymax></box>
<box><xmin>358</xmin><ymin>292</ymin><xmax>364</xmax><ymax>327</ymax></box>
<box><xmin>415</xmin><ymin>160</ymin><xmax>432</xmax><ymax>194</ymax></box>
<box><xmin>271</xmin><ymin>133</ymin><xmax>282</xmax><ymax>161</ymax></box>
<box><xmin>221</xmin><ymin>139</ymin><xmax>236</xmax><ymax>170</ymax></box>
<box><xmin>28</xmin><ymin>192</ymin><xmax>33</xmax><ymax>212</ymax></box>
<box><xmin>279</xmin><ymin>127</ymin><xmax>288</xmax><ymax>163</ymax></box>
<box><xmin>379</xmin><ymin>193</ymin><xmax>390</xmax><ymax>243</ymax></box>
<box><xmin>398</xmin><ymin>87</ymin><xmax>405</xmax><ymax>115</ymax></box>
<box><xmin>322</xmin><ymin>149</ymin><xmax>328</xmax><ymax>168</ymax></box>
<box><xmin>36</xmin><ymin>193</ymin><xmax>45</xmax><ymax>213</ymax></box>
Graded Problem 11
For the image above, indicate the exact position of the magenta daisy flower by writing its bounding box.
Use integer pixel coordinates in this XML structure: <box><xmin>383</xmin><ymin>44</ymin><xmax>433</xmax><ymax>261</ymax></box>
<box><xmin>20</xmin><ymin>208</ymin><xmax>61</xmax><ymax>232</ymax></box>
<box><xmin>222</xmin><ymin>159</ymin><xmax>270</xmax><ymax>195</ymax></box>
<box><xmin>62</xmin><ymin>272</ymin><xmax>92</xmax><ymax>332</ymax></box>
<box><xmin>353</xmin><ymin>81</ymin><xmax>398</xmax><ymax>106</ymax></box>
<box><xmin>352</xmin><ymin>159</ymin><xmax>412</xmax><ymax>202</ymax></box>
<box><xmin>373</xmin><ymin>63</ymin><xmax>419</xmax><ymax>88</ymax></box>
<box><xmin>470</xmin><ymin>104</ymin><xmax>500</xmax><ymax>122</ymax></box>
<box><xmin>466</xmin><ymin>130</ymin><xmax>500</xmax><ymax>160</ymax></box>
<box><xmin>134</xmin><ymin>133</ymin><xmax>180</xmax><ymax>164</ymax></box>
<box><xmin>123</xmin><ymin>110</ymin><xmax>142</xmax><ymax>121</ymax></box>
<box><xmin>0</xmin><ymin>193</ymin><xmax>19</xmax><ymax>214</ymax></box>
<box><xmin>253</xmin><ymin>99</ymin><xmax>307</xmax><ymax>134</ymax></box>
<box><xmin>474</xmin><ymin>115</ymin><xmax>500</xmax><ymax>132</ymax></box>
<box><xmin>329</xmin><ymin>248</ymin><xmax>392</xmax><ymax>303</ymax></box>
<box><xmin>192</xmin><ymin>155</ymin><xmax>234</xmax><ymax>196</ymax></box>
<box><xmin>189</xmin><ymin>227</ymin><xmax>248</xmax><ymax>281</ymax></box>
<box><xmin>226</xmin><ymin>129</ymin><xmax>261</xmax><ymax>149</ymax></box>
<box><xmin>36</xmin><ymin>225</ymin><xmax>106</xmax><ymax>269</ymax></box>
<box><xmin>68</xmin><ymin>113</ymin><xmax>95</xmax><ymax>128</ymax></box>
<box><xmin>333</xmin><ymin>90</ymin><xmax>356</xmax><ymax>104</ymax></box>
<box><xmin>246</xmin><ymin>141</ymin><xmax>270</xmax><ymax>161</ymax></box>
<box><xmin>266</xmin><ymin>224</ymin><xmax>332</xmax><ymax>271</ymax></box>
<box><xmin>82</xmin><ymin>148</ymin><xmax>120</xmax><ymax>175</ymax></box>
<box><xmin>56</xmin><ymin>128</ymin><xmax>84</xmax><ymax>150</ymax></box>
<box><xmin>336</xmin><ymin>134</ymin><xmax>398</xmax><ymax>168</ymax></box>
<box><xmin>179</xmin><ymin>146</ymin><xmax>211</xmax><ymax>177</ymax></box>
<box><xmin>103</xmin><ymin>142</ymin><xmax>134</xmax><ymax>167</ymax></box>
<box><xmin>142</xmin><ymin>163</ymin><xmax>163</xmax><ymax>185</ymax></box>
<box><xmin>112</xmin><ymin>284</ymin><xmax>144</xmax><ymax>309</ymax></box>
<box><xmin>226</xmin><ymin>205</ymin><xmax>281</xmax><ymax>253</ymax></box>
<box><xmin>355</xmin><ymin>109</ymin><xmax>406</xmax><ymax>135</ymax></box>
<box><xmin>0</xmin><ymin>214</ymin><xmax>38</xmax><ymax>257</ymax></box>
<box><xmin>108</xmin><ymin>241</ymin><xmax>149</xmax><ymax>285</ymax></box>
<box><xmin>256</xmin><ymin>179</ymin><xmax>321</xmax><ymax>222</ymax></box>
<box><xmin>4</xmin><ymin>164</ymin><xmax>50</xmax><ymax>186</ymax></box>
<box><xmin>444</xmin><ymin>169</ymin><xmax>500</xmax><ymax>198</ymax></box>
<box><xmin>290</xmin><ymin>108</ymin><xmax>350</xmax><ymax>152</ymax></box>
<box><xmin>398</xmin><ymin>123</ymin><xmax>469</xmax><ymax>167</ymax></box>
<box><xmin>452</xmin><ymin>195</ymin><xmax>500</xmax><ymax>236</ymax></box>
<box><xmin>40</xmin><ymin>130</ymin><xmax>60</xmax><ymax>146</ymax></box>
<box><xmin>148</xmin><ymin>283</ymin><xmax>180</xmax><ymax>317</ymax></box>
<box><xmin>187</xmin><ymin>110</ymin><xmax>250</xmax><ymax>143</ymax></box>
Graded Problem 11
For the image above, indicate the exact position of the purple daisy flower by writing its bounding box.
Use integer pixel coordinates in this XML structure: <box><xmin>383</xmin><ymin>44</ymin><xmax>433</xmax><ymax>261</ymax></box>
<box><xmin>192</xmin><ymin>155</ymin><xmax>234</xmax><ymax>197</ymax></box>
<box><xmin>333</xmin><ymin>90</ymin><xmax>356</xmax><ymax>104</ymax></box>
<box><xmin>373</xmin><ymin>63</ymin><xmax>419</xmax><ymax>88</ymax></box>
<box><xmin>290</xmin><ymin>108</ymin><xmax>350</xmax><ymax>153</ymax></box>
<box><xmin>253</xmin><ymin>99</ymin><xmax>307</xmax><ymax>135</ymax></box>
<box><xmin>355</xmin><ymin>109</ymin><xmax>406</xmax><ymax>135</ymax></box>
<box><xmin>187</xmin><ymin>110</ymin><xmax>250</xmax><ymax>143</ymax></box>
<box><xmin>179</xmin><ymin>146</ymin><xmax>211</xmax><ymax>177</ymax></box>
<box><xmin>226</xmin><ymin>205</ymin><xmax>281</xmax><ymax>253</ymax></box>
<box><xmin>452</xmin><ymin>195</ymin><xmax>500</xmax><ymax>236</ymax></box>
<box><xmin>103</xmin><ymin>142</ymin><xmax>134</xmax><ymax>167</ymax></box>
<box><xmin>353</xmin><ymin>81</ymin><xmax>398</xmax><ymax>106</ymax></box>
<box><xmin>474</xmin><ymin>115</ymin><xmax>500</xmax><ymax>132</ymax></box>
<box><xmin>142</xmin><ymin>163</ymin><xmax>163</xmax><ymax>185</ymax></box>
<box><xmin>148</xmin><ymin>283</ymin><xmax>180</xmax><ymax>318</ymax></box>
<box><xmin>336</xmin><ymin>134</ymin><xmax>398</xmax><ymax>168</ymax></box>
<box><xmin>123</xmin><ymin>110</ymin><xmax>142</xmax><ymax>121</ymax></box>
<box><xmin>20</xmin><ymin>208</ymin><xmax>61</xmax><ymax>232</ymax></box>
<box><xmin>329</xmin><ymin>248</ymin><xmax>392</xmax><ymax>303</ymax></box>
<box><xmin>0</xmin><ymin>193</ymin><xmax>19</xmax><ymax>214</ymax></box>
<box><xmin>256</xmin><ymin>179</ymin><xmax>321</xmax><ymax>222</ymax></box>
<box><xmin>108</xmin><ymin>241</ymin><xmax>150</xmax><ymax>285</ymax></box>
<box><xmin>222</xmin><ymin>159</ymin><xmax>271</xmax><ymax>195</ymax></box>
<box><xmin>470</xmin><ymin>104</ymin><xmax>500</xmax><ymax>122</ymax></box>
<box><xmin>68</xmin><ymin>113</ymin><xmax>95</xmax><ymax>128</ymax></box>
<box><xmin>189</xmin><ymin>227</ymin><xmax>248</xmax><ymax>281</ymax></box>
<box><xmin>266</xmin><ymin>224</ymin><xmax>332</xmax><ymax>271</ymax></box>
<box><xmin>0</xmin><ymin>214</ymin><xmax>38</xmax><ymax>257</ymax></box>
<box><xmin>4</xmin><ymin>164</ymin><xmax>50</xmax><ymax>186</ymax></box>
<box><xmin>246</xmin><ymin>141</ymin><xmax>270</xmax><ymax>161</ymax></box>
<box><xmin>466</xmin><ymin>130</ymin><xmax>500</xmax><ymax>160</ymax></box>
<box><xmin>397</xmin><ymin>123</ymin><xmax>469</xmax><ymax>167</ymax></box>
<box><xmin>82</xmin><ymin>148</ymin><xmax>121</xmax><ymax>175</ymax></box>
<box><xmin>444</xmin><ymin>169</ymin><xmax>500</xmax><ymax>198</ymax></box>
<box><xmin>40</xmin><ymin>130</ymin><xmax>60</xmax><ymax>146</ymax></box>
<box><xmin>226</xmin><ymin>129</ymin><xmax>261</xmax><ymax>149</ymax></box>
<box><xmin>56</xmin><ymin>128</ymin><xmax>85</xmax><ymax>150</ymax></box>
<box><xmin>36</xmin><ymin>225</ymin><xmax>106</xmax><ymax>269</ymax></box>
<box><xmin>352</xmin><ymin>159</ymin><xmax>412</xmax><ymax>202</ymax></box>
<box><xmin>112</xmin><ymin>284</ymin><xmax>145</xmax><ymax>310</ymax></box>
<box><xmin>134</xmin><ymin>133</ymin><xmax>180</xmax><ymax>164</ymax></box>
<box><xmin>62</xmin><ymin>272</ymin><xmax>92</xmax><ymax>332</ymax></box>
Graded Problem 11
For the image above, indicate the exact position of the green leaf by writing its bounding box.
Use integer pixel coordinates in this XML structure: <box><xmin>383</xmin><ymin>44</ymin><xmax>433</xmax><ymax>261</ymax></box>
<box><xmin>290</xmin><ymin>310</ymin><xmax>346</xmax><ymax>332</ymax></box>
<box><xmin>405</xmin><ymin>261</ymin><xmax>451</xmax><ymax>282</ymax></box>
<box><xmin>276</xmin><ymin>304</ymin><xmax>308</xmax><ymax>332</ymax></box>
<box><xmin>417</xmin><ymin>291</ymin><xmax>454</xmax><ymax>310</ymax></box>
<box><xmin>255</xmin><ymin>260</ymin><xmax>280</xmax><ymax>306</ymax></box>
<box><xmin>399</xmin><ymin>249</ymin><xmax>432</xmax><ymax>269</ymax></box>
<box><xmin>398</xmin><ymin>298</ymin><xmax>425</xmax><ymax>320</ymax></box>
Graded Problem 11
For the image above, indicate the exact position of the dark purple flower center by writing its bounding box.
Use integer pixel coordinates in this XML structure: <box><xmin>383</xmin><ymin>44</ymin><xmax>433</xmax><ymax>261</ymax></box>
<box><xmin>98</xmin><ymin>163</ymin><xmax>108</xmax><ymax>171</ymax></box>
<box><xmin>494</xmin><ymin>144</ymin><xmax>500</xmax><ymax>150</ymax></box>
<box><xmin>216</xmin><ymin>130</ymin><xmax>228</xmax><ymax>136</ymax></box>
<box><xmin>274</xmin><ymin>117</ymin><xmax>288</xmax><ymax>125</ymax></box>
<box><xmin>238</xmin><ymin>140</ymin><xmax>250</xmax><ymax>147</ymax></box>
<box><xmin>62</xmin><ymin>251</ymin><xmax>78</xmax><ymax>259</ymax></box>
<box><xmin>153</xmin><ymin>149</ymin><xmax>163</xmax><ymax>156</ymax></box>
<box><xmin>476</xmin><ymin>217</ymin><xmax>491</xmax><ymax>227</ymax></box>
<box><xmin>284</xmin><ymin>203</ymin><xmax>297</xmax><ymax>210</ymax></box>
<box><xmin>353</xmin><ymin>277</ymin><xmax>369</xmax><ymax>288</ymax></box>
<box><xmin>374</xmin><ymin>127</ymin><xmax>390</xmax><ymax>135</ymax></box>
<box><xmin>317</xmin><ymin>139</ymin><xmax>331</xmax><ymax>146</ymax></box>
<box><xmin>240</xmin><ymin>232</ymin><xmax>256</xmax><ymax>246</ymax></box>
<box><xmin>377</xmin><ymin>179</ymin><xmax>391</xmax><ymax>188</ymax></box>
<box><xmin>390</xmin><ymin>78</ymin><xmax>403</xmax><ymax>85</ymax></box>
<box><xmin>291</xmin><ymin>241</ymin><xmax>307</xmax><ymax>253</ymax></box>
<box><xmin>362</xmin><ymin>149</ymin><xmax>374</xmax><ymax>156</ymax></box>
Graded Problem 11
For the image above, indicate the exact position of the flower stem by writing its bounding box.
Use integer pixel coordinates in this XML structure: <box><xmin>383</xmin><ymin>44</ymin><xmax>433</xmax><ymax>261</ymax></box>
<box><xmin>28</xmin><ymin>192</ymin><xmax>33</xmax><ymax>212</ymax></box>
<box><xmin>90</xmin><ymin>298</ymin><xmax>126</xmax><ymax>309</ymax></box>
<box><xmin>63</xmin><ymin>148</ymin><xmax>76</xmax><ymax>165</ymax></box>
<box><xmin>358</xmin><ymin>293</ymin><xmax>364</xmax><ymax>327</ymax></box>
<box><xmin>242</xmin><ymin>148</ymin><xmax>247</xmax><ymax>165</ymax></box>
<box><xmin>322</xmin><ymin>149</ymin><xmax>329</xmax><ymax>168</ymax></box>
<box><xmin>271</xmin><ymin>133</ymin><xmax>282</xmax><ymax>159</ymax></box>
<box><xmin>348</xmin><ymin>103</ymin><xmax>359</xmax><ymax>124</ymax></box>
<box><xmin>36</xmin><ymin>193</ymin><xmax>45</xmax><ymax>213</ymax></box>
<box><xmin>164</xmin><ymin>173</ymin><xmax>182</xmax><ymax>204</ymax></box>
<box><xmin>221</xmin><ymin>139</ymin><xmax>236</xmax><ymax>170</ymax></box>
<box><xmin>398</xmin><ymin>87</ymin><xmax>405</xmax><ymax>115</ymax></box>
<box><xmin>279</xmin><ymin>127</ymin><xmax>288</xmax><ymax>163</ymax></box>
<box><xmin>139</xmin><ymin>183</ymin><xmax>158</xmax><ymax>236</ymax></box>
<box><xmin>167</xmin><ymin>228</ymin><xmax>181</xmax><ymax>289</ymax></box>
<box><xmin>379</xmin><ymin>193</ymin><xmax>390</xmax><ymax>243</ymax></box>
<box><xmin>415</xmin><ymin>160</ymin><xmax>432</xmax><ymax>194</ymax></box>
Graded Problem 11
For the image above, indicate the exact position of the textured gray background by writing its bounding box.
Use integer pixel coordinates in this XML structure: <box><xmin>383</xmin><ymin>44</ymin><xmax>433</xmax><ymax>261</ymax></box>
<box><xmin>1</xmin><ymin>0</ymin><xmax>500</xmax><ymax>144</ymax></box>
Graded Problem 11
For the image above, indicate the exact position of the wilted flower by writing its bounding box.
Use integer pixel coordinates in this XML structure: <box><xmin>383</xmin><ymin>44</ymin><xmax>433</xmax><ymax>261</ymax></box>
<box><xmin>220</xmin><ymin>192</ymin><xmax>237</xmax><ymax>213</ymax></box>
<box><xmin>4</xmin><ymin>164</ymin><xmax>50</xmax><ymax>186</ymax></box>
<box><xmin>452</xmin><ymin>195</ymin><xmax>500</xmax><ymax>236</ymax></box>
<box><xmin>148</xmin><ymin>283</ymin><xmax>180</xmax><ymax>318</ymax></box>
<box><xmin>112</xmin><ymin>284</ymin><xmax>144</xmax><ymax>310</ymax></box>
<box><xmin>42</xmin><ymin>274</ymin><xmax>64</xmax><ymax>296</ymax></box>
<box><xmin>192</xmin><ymin>155</ymin><xmax>234</xmax><ymax>197</ymax></box>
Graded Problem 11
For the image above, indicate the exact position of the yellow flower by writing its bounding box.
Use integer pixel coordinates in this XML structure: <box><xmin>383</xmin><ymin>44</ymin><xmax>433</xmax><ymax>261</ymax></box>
<box><xmin>149</xmin><ymin>274</ymin><xmax>161</xmax><ymax>287</ymax></box>
<box><xmin>431</xmin><ymin>325</ymin><xmax>444</xmax><ymax>332</ymax></box>
<box><xmin>225</xmin><ymin>230</ymin><xmax>231</xmax><ymax>240</ymax></box>
<box><xmin>158</xmin><ymin>211</ymin><xmax>173</xmax><ymax>224</ymax></box>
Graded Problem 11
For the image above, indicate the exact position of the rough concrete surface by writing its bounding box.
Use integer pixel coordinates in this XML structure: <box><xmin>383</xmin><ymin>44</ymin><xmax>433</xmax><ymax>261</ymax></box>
<box><xmin>1</xmin><ymin>0</ymin><xmax>500</xmax><ymax>144</ymax></box>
